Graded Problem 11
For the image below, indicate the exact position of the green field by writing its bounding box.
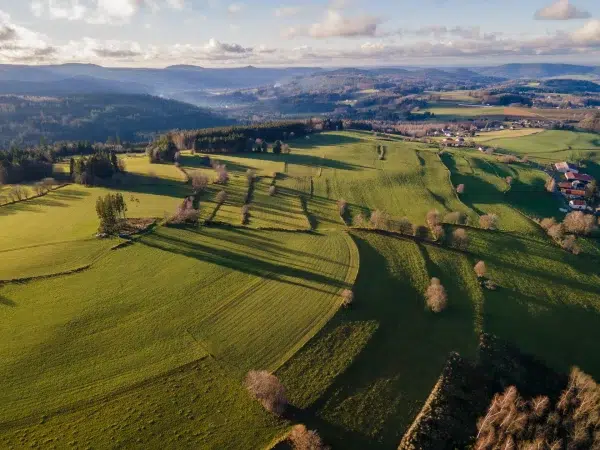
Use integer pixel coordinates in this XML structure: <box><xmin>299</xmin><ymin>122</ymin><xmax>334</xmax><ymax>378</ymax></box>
<box><xmin>1</xmin><ymin>130</ymin><xmax>599</xmax><ymax>449</ymax></box>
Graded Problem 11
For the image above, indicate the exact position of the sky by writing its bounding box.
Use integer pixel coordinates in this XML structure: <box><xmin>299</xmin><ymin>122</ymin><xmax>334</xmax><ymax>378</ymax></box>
<box><xmin>0</xmin><ymin>0</ymin><xmax>600</xmax><ymax>67</ymax></box>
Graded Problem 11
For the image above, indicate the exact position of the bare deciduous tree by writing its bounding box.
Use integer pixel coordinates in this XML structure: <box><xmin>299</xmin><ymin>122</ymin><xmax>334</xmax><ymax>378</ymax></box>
<box><xmin>244</xmin><ymin>370</ymin><xmax>287</xmax><ymax>416</ymax></box>
<box><xmin>214</xmin><ymin>164</ymin><xmax>229</xmax><ymax>185</ymax></box>
<box><xmin>269</xmin><ymin>185</ymin><xmax>277</xmax><ymax>196</ymax></box>
<box><xmin>452</xmin><ymin>228</ymin><xmax>470</xmax><ymax>250</ymax></box>
<box><xmin>479</xmin><ymin>214</ymin><xmax>499</xmax><ymax>230</ymax></box>
<box><xmin>474</xmin><ymin>261</ymin><xmax>487</xmax><ymax>278</ymax></box>
<box><xmin>370</xmin><ymin>209</ymin><xmax>390</xmax><ymax>230</ymax></box>
<box><xmin>561</xmin><ymin>235</ymin><xmax>581</xmax><ymax>255</ymax></box>
<box><xmin>426</xmin><ymin>209</ymin><xmax>441</xmax><ymax>229</ymax></box>
<box><xmin>241</xmin><ymin>204</ymin><xmax>250</xmax><ymax>224</ymax></box>
<box><xmin>563</xmin><ymin>211</ymin><xmax>597</xmax><ymax>236</ymax></box>
<box><xmin>548</xmin><ymin>223</ymin><xmax>566</xmax><ymax>241</ymax></box>
<box><xmin>353</xmin><ymin>213</ymin><xmax>366</xmax><ymax>228</ymax></box>
<box><xmin>216</xmin><ymin>190</ymin><xmax>227</xmax><ymax>205</ymax></box>
<box><xmin>456</xmin><ymin>184</ymin><xmax>465</xmax><ymax>194</ymax></box>
<box><xmin>545</xmin><ymin>178</ymin><xmax>557</xmax><ymax>193</ymax></box>
<box><xmin>505</xmin><ymin>176</ymin><xmax>513</xmax><ymax>186</ymax></box>
<box><xmin>540</xmin><ymin>218</ymin><xmax>557</xmax><ymax>231</ymax></box>
<box><xmin>337</xmin><ymin>199</ymin><xmax>348</xmax><ymax>217</ymax></box>
<box><xmin>432</xmin><ymin>225</ymin><xmax>445</xmax><ymax>242</ymax></box>
<box><xmin>341</xmin><ymin>289</ymin><xmax>354</xmax><ymax>308</ymax></box>
<box><xmin>246</xmin><ymin>169</ymin><xmax>257</xmax><ymax>185</ymax></box>
<box><xmin>426</xmin><ymin>278</ymin><xmax>448</xmax><ymax>313</ymax></box>
<box><xmin>289</xmin><ymin>424</ymin><xmax>326</xmax><ymax>450</ymax></box>
<box><xmin>192</xmin><ymin>173</ymin><xmax>209</xmax><ymax>193</ymax></box>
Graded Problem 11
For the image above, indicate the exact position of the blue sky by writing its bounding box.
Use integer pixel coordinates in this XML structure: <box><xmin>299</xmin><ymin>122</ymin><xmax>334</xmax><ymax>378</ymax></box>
<box><xmin>1</xmin><ymin>0</ymin><xmax>600</xmax><ymax>66</ymax></box>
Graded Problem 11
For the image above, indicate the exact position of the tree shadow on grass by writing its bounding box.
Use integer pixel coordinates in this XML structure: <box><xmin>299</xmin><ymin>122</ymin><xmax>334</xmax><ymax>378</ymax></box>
<box><xmin>482</xmin><ymin>283</ymin><xmax>600</xmax><ymax>381</ymax></box>
<box><xmin>0</xmin><ymin>293</ymin><xmax>16</xmax><ymax>307</ymax></box>
<box><xmin>278</xmin><ymin>233</ymin><xmax>479</xmax><ymax>449</ymax></box>
<box><xmin>138</xmin><ymin>229</ymin><xmax>347</xmax><ymax>294</ymax></box>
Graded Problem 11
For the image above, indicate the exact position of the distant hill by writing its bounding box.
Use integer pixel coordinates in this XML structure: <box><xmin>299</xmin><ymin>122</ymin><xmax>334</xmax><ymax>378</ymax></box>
<box><xmin>477</xmin><ymin>63</ymin><xmax>599</xmax><ymax>79</ymax></box>
<box><xmin>0</xmin><ymin>76</ymin><xmax>150</xmax><ymax>96</ymax></box>
<box><xmin>0</xmin><ymin>93</ymin><xmax>234</xmax><ymax>147</ymax></box>
<box><xmin>0</xmin><ymin>64</ymin><xmax>323</xmax><ymax>97</ymax></box>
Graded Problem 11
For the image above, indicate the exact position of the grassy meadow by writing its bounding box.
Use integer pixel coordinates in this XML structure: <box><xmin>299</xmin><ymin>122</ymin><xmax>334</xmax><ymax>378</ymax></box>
<box><xmin>1</xmin><ymin>129</ymin><xmax>599</xmax><ymax>449</ymax></box>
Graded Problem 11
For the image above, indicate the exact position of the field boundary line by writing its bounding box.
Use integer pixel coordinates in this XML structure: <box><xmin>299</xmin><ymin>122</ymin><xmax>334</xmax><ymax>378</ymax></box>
<box><xmin>0</xmin><ymin>183</ymin><xmax>71</xmax><ymax>208</ymax></box>
<box><xmin>0</xmin><ymin>238</ymin><xmax>128</xmax><ymax>285</ymax></box>
<box><xmin>437</xmin><ymin>152</ymin><xmax>476</xmax><ymax>216</ymax></box>
<box><xmin>0</xmin><ymin>355</ymin><xmax>210</xmax><ymax>432</ymax></box>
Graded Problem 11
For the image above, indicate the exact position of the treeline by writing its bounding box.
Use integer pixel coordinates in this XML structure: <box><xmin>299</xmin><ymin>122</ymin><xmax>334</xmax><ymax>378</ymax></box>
<box><xmin>166</xmin><ymin>119</ymin><xmax>343</xmax><ymax>153</ymax></box>
<box><xmin>0</xmin><ymin>141</ymin><xmax>133</xmax><ymax>185</ymax></box>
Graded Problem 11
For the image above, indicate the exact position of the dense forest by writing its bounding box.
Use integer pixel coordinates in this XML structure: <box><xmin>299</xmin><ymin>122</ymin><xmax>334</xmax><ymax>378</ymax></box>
<box><xmin>0</xmin><ymin>93</ymin><xmax>233</xmax><ymax>147</ymax></box>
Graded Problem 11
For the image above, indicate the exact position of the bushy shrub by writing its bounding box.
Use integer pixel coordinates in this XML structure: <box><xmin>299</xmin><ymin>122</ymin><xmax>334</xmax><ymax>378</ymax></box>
<box><xmin>244</xmin><ymin>370</ymin><xmax>287</xmax><ymax>415</ymax></box>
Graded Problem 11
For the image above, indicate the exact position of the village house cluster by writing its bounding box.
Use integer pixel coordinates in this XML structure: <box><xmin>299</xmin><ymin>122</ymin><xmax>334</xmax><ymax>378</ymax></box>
<box><xmin>554</xmin><ymin>162</ymin><xmax>599</xmax><ymax>215</ymax></box>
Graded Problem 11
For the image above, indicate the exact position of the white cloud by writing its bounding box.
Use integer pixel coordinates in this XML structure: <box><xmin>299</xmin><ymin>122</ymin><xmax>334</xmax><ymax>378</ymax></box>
<box><xmin>534</xmin><ymin>0</ymin><xmax>591</xmax><ymax>20</ymax></box>
<box><xmin>285</xmin><ymin>9</ymin><xmax>381</xmax><ymax>39</ymax></box>
<box><xmin>571</xmin><ymin>19</ymin><xmax>600</xmax><ymax>43</ymax></box>
<box><xmin>30</xmin><ymin>0</ymin><xmax>185</xmax><ymax>25</ymax></box>
<box><xmin>227</xmin><ymin>3</ymin><xmax>244</xmax><ymax>14</ymax></box>
<box><xmin>274</xmin><ymin>6</ymin><xmax>302</xmax><ymax>17</ymax></box>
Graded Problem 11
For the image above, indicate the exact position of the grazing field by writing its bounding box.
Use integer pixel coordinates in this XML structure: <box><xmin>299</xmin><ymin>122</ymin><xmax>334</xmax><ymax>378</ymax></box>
<box><xmin>0</xmin><ymin>227</ymin><xmax>357</xmax><ymax>448</ymax></box>
<box><xmin>278</xmin><ymin>231</ymin><xmax>483</xmax><ymax>449</ymax></box>
<box><xmin>423</xmin><ymin>106</ymin><xmax>507</xmax><ymax>119</ymax></box>
<box><xmin>484</xmin><ymin>129</ymin><xmax>600</xmax><ymax>156</ymax></box>
<box><xmin>2</xmin><ymin>129</ymin><xmax>599</xmax><ymax>449</ymax></box>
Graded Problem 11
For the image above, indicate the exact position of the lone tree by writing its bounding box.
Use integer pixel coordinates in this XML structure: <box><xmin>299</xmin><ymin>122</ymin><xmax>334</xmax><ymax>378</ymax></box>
<box><xmin>289</xmin><ymin>424</ymin><xmax>326</xmax><ymax>450</ymax></box>
<box><xmin>214</xmin><ymin>163</ymin><xmax>229</xmax><ymax>185</ymax></box>
<box><xmin>426</xmin><ymin>278</ymin><xmax>448</xmax><ymax>313</ymax></box>
<box><xmin>95</xmin><ymin>193</ymin><xmax>127</xmax><ymax>234</ymax></box>
<box><xmin>272</xmin><ymin>140</ymin><xmax>283</xmax><ymax>154</ymax></box>
<box><xmin>341</xmin><ymin>289</ymin><xmax>354</xmax><ymax>308</ymax></box>
<box><xmin>456</xmin><ymin>184</ymin><xmax>465</xmax><ymax>194</ymax></box>
<box><xmin>216</xmin><ymin>190</ymin><xmax>228</xmax><ymax>205</ymax></box>
<box><xmin>244</xmin><ymin>370</ymin><xmax>287</xmax><ymax>416</ymax></box>
<box><xmin>432</xmin><ymin>225</ymin><xmax>445</xmax><ymax>242</ymax></box>
<box><xmin>474</xmin><ymin>261</ymin><xmax>487</xmax><ymax>278</ymax></box>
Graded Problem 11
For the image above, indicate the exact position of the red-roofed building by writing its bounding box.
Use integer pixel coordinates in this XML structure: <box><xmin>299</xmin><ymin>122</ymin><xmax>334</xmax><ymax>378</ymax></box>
<box><xmin>565</xmin><ymin>172</ymin><xmax>594</xmax><ymax>183</ymax></box>
<box><xmin>558</xmin><ymin>182</ymin><xmax>573</xmax><ymax>190</ymax></box>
